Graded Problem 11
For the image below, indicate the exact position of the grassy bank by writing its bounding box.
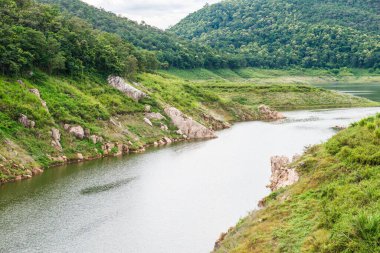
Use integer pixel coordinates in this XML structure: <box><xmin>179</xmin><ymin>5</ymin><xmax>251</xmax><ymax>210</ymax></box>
<box><xmin>214</xmin><ymin>115</ymin><xmax>380</xmax><ymax>253</ymax></box>
<box><xmin>162</xmin><ymin>67</ymin><xmax>380</xmax><ymax>84</ymax></box>
<box><xmin>0</xmin><ymin>69</ymin><xmax>377</xmax><ymax>183</ymax></box>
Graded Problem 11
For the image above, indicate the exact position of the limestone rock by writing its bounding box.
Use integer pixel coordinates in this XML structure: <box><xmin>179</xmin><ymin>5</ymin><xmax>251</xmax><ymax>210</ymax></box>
<box><xmin>144</xmin><ymin>105</ymin><xmax>151</xmax><ymax>112</ymax></box>
<box><xmin>144</xmin><ymin>117</ymin><xmax>153</xmax><ymax>127</ymax></box>
<box><xmin>145</xmin><ymin>112</ymin><xmax>165</xmax><ymax>120</ymax></box>
<box><xmin>90</xmin><ymin>135</ymin><xmax>103</xmax><ymax>144</ymax></box>
<box><xmin>164</xmin><ymin>107</ymin><xmax>216</xmax><ymax>139</ymax></box>
<box><xmin>107</xmin><ymin>76</ymin><xmax>147</xmax><ymax>102</ymax></box>
<box><xmin>163</xmin><ymin>137</ymin><xmax>172</xmax><ymax>144</ymax></box>
<box><xmin>68</xmin><ymin>125</ymin><xmax>85</xmax><ymax>139</ymax></box>
<box><xmin>258</xmin><ymin>105</ymin><xmax>285</xmax><ymax>120</ymax></box>
<box><xmin>160</xmin><ymin>123</ymin><xmax>169</xmax><ymax>131</ymax></box>
<box><xmin>29</xmin><ymin>88</ymin><xmax>48</xmax><ymax>110</ymax></box>
<box><xmin>268</xmin><ymin>156</ymin><xmax>299</xmax><ymax>191</ymax></box>
<box><xmin>77</xmin><ymin>153</ymin><xmax>84</xmax><ymax>161</ymax></box>
<box><xmin>51</xmin><ymin>128</ymin><xmax>62</xmax><ymax>151</ymax></box>
<box><xmin>18</xmin><ymin>114</ymin><xmax>35</xmax><ymax>128</ymax></box>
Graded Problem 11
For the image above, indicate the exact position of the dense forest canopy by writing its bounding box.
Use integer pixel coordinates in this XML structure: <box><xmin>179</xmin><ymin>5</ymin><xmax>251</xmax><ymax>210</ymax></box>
<box><xmin>171</xmin><ymin>0</ymin><xmax>380</xmax><ymax>69</ymax></box>
<box><xmin>36</xmin><ymin>0</ymin><xmax>228</xmax><ymax>69</ymax></box>
<box><xmin>0</xmin><ymin>0</ymin><xmax>160</xmax><ymax>77</ymax></box>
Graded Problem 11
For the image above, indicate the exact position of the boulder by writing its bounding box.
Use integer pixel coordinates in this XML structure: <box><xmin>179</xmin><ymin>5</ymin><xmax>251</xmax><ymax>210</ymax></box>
<box><xmin>51</xmin><ymin>128</ymin><xmax>62</xmax><ymax>151</ymax></box>
<box><xmin>107</xmin><ymin>76</ymin><xmax>147</xmax><ymax>102</ymax></box>
<box><xmin>68</xmin><ymin>125</ymin><xmax>85</xmax><ymax>139</ymax></box>
<box><xmin>90</xmin><ymin>135</ymin><xmax>103</xmax><ymax>144</ymax></box>
<box><xmin>145</xmin><ymin>112</ymin><xmax>165</xmax><ymax>120</ymax></box>
<box><xmin>164</xmin><ymin>107</ymin><xmax>216</xmax><ymax>139</ymax></box>
<box><xmin>144</xmin><ymin>105</ymin><xmax>151</xmax><ymax>112</ymax></box>
<box><xmin>77</xmin><ymin>153</ymin><xmax>84</xmax><ymax>161</ymax></box>
<box><xmin>18</xmin><ymin>114</ymin><xmax>35</xmax><ymax>128</ymax></box>
<box><xmin>29</xmin><ymin>88</ymin><xmax>48</xmax><ymax>110</ymax></box>
<box><xmin>258</xmin><ymin>105</ymin><xmax>285</xmax><ymax>120</ymax></box>
<box><xmin>163</xmin><ymin>137</ymin><xmax>172</xmax><ymax>144</ymax></box>
<box><xmin>268</xmin><ymin>156</ymin><xmax>299</xmax><ymax>191</ymax></box>
<box><xmin>160</xmin><ymin>123</ymin><xmax>169</xmax><ymax>131</ymax></box>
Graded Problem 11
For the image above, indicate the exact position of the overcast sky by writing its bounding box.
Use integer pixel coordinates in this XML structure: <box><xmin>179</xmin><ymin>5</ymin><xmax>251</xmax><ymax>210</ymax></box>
<box><xmin>81</xmin><ymin>0</ymin><xmax>221</xmax><ymax>29</ymax></box>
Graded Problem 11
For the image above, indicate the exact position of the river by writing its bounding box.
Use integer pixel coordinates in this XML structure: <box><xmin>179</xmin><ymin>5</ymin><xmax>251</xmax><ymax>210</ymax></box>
<box><xmin>1</xmin><ymin>106</ymin><xmax>380</xmax><ymax>253</ymax></box>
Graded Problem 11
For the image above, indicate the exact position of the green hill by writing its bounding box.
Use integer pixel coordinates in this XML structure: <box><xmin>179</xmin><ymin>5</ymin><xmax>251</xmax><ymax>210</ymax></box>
<box><xmin>171</xmin><ymin>0</ymin><xmax>380</xmax><ymax>69</ymax></box>
<box><xmin>36</xmin><ymin>0</ymin><xmax>222</xmax><ymax>69</ymax></box>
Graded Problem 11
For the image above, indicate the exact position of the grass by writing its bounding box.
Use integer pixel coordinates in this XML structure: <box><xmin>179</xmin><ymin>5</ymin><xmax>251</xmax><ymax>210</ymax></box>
<box><xmin>0</xmin><ymin>67</ymin><xmax>378</xmax><ymax>182</ymax></box>
<box><xmin>215</xmin><ymin>115</ymin><xmax>380</xmax><ymax>253</ymax></box>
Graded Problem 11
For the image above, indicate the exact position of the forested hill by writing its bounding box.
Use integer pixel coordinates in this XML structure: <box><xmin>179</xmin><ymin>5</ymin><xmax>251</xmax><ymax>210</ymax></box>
<box><xmin>171</xmin><ymin>0</ymin><xmax>380</xmax><ymax>69</ymax></box>
<box><xmin>36</xmin><ymin>0</ymin><xmax>223</xmax><ymax>69</ymax></box>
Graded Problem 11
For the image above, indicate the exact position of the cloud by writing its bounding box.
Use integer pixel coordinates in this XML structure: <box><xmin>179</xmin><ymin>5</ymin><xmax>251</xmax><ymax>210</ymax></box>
<box><xmin>82</xmin><ymin>0</ymin><xmax>221</xmax><ymax>29</ymax></box>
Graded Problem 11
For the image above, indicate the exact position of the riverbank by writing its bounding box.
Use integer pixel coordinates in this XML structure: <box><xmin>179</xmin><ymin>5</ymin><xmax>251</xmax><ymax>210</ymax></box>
<box><xmin>2</xmin><ymin>107</ymin><xmax>380</xmax><ymax>253</ymax></box>
<box><xmin>213</xmin><ymin>113</ymin><xmax>380</xmax><ymax>253</ymax></box>
<box><xmin>0</xmin><ymin>70</ymin><xmax>377</xmax><ymax>185</ymax></box>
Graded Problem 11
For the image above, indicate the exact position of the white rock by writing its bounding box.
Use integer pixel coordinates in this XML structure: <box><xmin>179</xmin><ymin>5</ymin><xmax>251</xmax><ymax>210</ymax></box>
<box><xmin>108</xmin><ymin>76</ymin><xmax>147</xmax><ymax>102</ymax></box>
<box><xmin>164</xmin><ymin>107</ymin><xmax>216</xmax><ymax>139</ymax></box>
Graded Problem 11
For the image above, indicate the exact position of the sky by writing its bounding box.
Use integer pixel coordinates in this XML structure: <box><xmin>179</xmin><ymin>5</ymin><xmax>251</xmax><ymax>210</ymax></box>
<box><xmin>82</xmin><ymin>0</ymin><xmax>221</xmax><ymax>30</ymax></box>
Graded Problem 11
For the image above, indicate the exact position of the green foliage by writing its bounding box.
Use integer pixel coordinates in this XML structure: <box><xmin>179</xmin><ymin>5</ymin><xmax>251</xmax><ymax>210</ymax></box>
<box><xmin>171</xmin><ymin>0</ymin><xmax>380</xmax><ymax>69</ymax></box>
<box><xmin>37</xmin><ymin>0</ymin><xmax>223</xmax><ymax>69</ymax></box>
<box><xmin>0</xmin><ymin>0</ymin><xmax>155</xmax><ymax>76</ymax></box>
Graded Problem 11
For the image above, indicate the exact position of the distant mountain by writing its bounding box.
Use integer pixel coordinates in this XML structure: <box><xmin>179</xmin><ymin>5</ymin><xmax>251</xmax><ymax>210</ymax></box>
<box><xmin>171</xmin><ymin>0</ymin><xmax>380</xmax><ymax>68</ymax></box>
<box><xmin>37</xmin><ymin>0</ymin><xmax>223</xmax><ymax>69</ymax></box>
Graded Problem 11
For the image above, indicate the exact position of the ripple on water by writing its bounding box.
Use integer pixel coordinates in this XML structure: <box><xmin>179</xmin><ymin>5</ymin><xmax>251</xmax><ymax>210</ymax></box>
<box><xmin>80</xmin><ymin>177</ymin><xmax>136</xmax><ymax>195</ymax></box>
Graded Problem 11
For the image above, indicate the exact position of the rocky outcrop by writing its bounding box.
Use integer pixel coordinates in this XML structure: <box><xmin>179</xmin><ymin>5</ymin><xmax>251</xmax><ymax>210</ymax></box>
<box><xmin>145</xmin><ymin>112</ymin><xmax>165</xmax><ymax>120</ymax></box>
<box><xmin>164</xmin><ymin>107</ymin><xmax>216</xmax><ymax>139</ymax></box>
<box><xmin>64</xmin><ymin>124</ymin><xmax>85</xmax><ymax>139</ymax></box>
<box><xmin>202</xmin><ymin>113</ymin><xmax>231</xmax><ymax>130</ymax></box>
<box><xmin>107</xmin><ymin>76</ymin><xmax>147</xmax><ymax>102</ymax></box>
<box><xmin>29</xmin><ymin>88</ymin><xmax>48</xmax><ymax>110</ymax></box>
<box><xmin>89</xmin><ymin>135</ymin><xmax>103</xmax><ymax>144</ymax></box>
<box><xmin>268</xmin><ymin>156</ymin><xmax>300</xmax><ymax>191</ymax></box>
<box><xmin>258</xmin><ymin>105</ymin><xmax>285</xmax><ymax>120</ymax></box>
<box><xmin>51</xmin><ymin>128</ymin><xmax>62</xmax><ymax>151</ymax></box>
<box><xmin>18</xmin><ymin>114</ymin><xmax>35</xmax><ymax>128</ymax></box>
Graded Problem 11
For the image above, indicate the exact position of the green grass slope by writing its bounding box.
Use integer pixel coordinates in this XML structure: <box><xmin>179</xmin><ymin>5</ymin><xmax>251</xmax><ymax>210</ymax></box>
<box><xmin>214</xmin><ymin>115</ymin><xmax>380</xmax><ymax>253</ymax></box>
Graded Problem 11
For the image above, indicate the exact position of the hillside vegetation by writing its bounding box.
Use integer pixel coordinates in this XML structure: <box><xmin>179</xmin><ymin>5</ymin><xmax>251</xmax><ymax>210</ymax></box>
<box><xmin>214</xmin><ymin>115</ymin><xmax>380</xmax><ymax>252</ymax></box>
<box><xmin>0</xmin><ymin>0</ymin><xmax>158</xmax><ymax>77</ymax></box>
<box><xmin>37</xmin><ymin>0</ymin><xmax>223</xmax><ymax>69</ymax></box>
<box><xmin>171</xmin><ymin>0</ymin><xmax>380</xmax><ymax>69</ymax></box>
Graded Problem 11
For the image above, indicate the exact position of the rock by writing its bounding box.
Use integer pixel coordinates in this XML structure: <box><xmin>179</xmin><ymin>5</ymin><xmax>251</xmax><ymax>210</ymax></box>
<box><xmin>160</xmin><ymin>123</ymin><xmax>169</xmax><ymax>131</ymax></box>
<box><xmin>145</xmin><ymin>112</ymin><xmax>165</xmax><ymax>120</ymax></box>
<box><xmin>77</xmin><ymin>153</ymin><xmax>84</xmax><ymax>161</ymax></box>
<box><xmin>90</xmin><ymin>135</ymin><xmax>103</xmax><ymax>144</ymax></box>
<box><xmin>176</xmin><ymin>130</ymin><xmax>183</xmax><ymax>135</ymax></box>
<box><xmin>268</xmin><ymin>156</ymin><xmax>300</xmax><ymax>192</ymax></box>
<box><xmin>332</xmin><ymin>125</ymin><xmax>346</xmax><ymax>131</ymax></box>
<box><xmin>164</xmin><ymin>107</ymin><xmax>216</xmax><ymax>139</ymax></box>
<box><xmin>153</xmin><ymin>142</ymin><xmax>159</xmax><ymax>147</ymax></box>
<box><xmin>29</xmin><ymin>88</ymin><xmax>48</xmax><ymax>110</ymax></box>
<box><xmin>51</xmin><ymin>128</ymin><xmax>62</xmax><ymax>151</ymax></box>
<box><xmin>31</xmin><ymin>168</ymin><xmax>43</xmax><ymax>175</ymax></box>
<box><xmin>84</xmin><ymin>128</ymin><xmax>91</xmax><ymax>138</ymax></box>
<box><xmin>15</xmin><ymin>175</ymin><xmax>22</xmax><ymax>181</ymax></box>
<box><xmin>110</xmin><ymin>118</ymin><xmax>122</xmax><ymax>128</ymax></box>
<box><xmin>258</xmin><ymin>105</ymin><xmax>285</xmax><ymax>120</ymax></box>
<box><xmin>68</xmin><ymin>126</ymin><xmax>85</xmax><ymax>139</ymax></box>
<box><xmin>63</xmin><ymin>124</ymin><xmax>70</xmax><ymax>130</ymax></box>
<box><xmin>18</xmin><ymin>114</ymin><xmax>35</xmax><ymax>128</ymax></box>
<box><xmin>144</xmin><ymin>117</ymin><xmax>153</xmax><ymax>127</ymax></box>
<box><xmin>163</xmin><ymin>137</ymin><xmax>172</xmax><ymax>144</ymax></box>
<box><xmin>29</xmin><ymin>88</ymin><xmax>41</xmax><ymax>98</ymax></box>
<box><xmin>144</xmin><ymin>105</ymin><xmax>151</xmax><ymax>112</ymax></box>
<box><xmin>17</xmin><ymin>80</ymin><xmax>25</xmax><ymax>86</ymax></box>
<box><xmin>108</xmin><ymin>76</ymin><xmax>147</xmax><ymax>102</ymax></box>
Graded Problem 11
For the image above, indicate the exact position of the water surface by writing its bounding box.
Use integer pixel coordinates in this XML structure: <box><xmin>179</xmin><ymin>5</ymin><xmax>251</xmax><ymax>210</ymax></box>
<box><xmin>316</xmin><ymin>82</ymin><xmax>380</xmax><ymax>102</ymax></box>
<box><xmin>1</xmin><ymin>107</ymin><xmax>380</xmax><ymax>253</ymax></box>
